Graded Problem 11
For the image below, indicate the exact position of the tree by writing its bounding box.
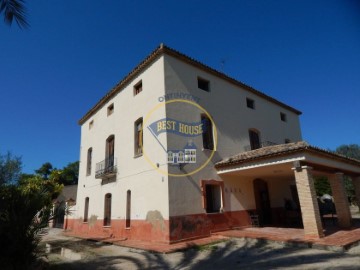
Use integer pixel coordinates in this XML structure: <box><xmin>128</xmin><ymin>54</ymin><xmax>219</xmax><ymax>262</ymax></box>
<box><xmin>0</xmin><ymin>151</ymin><xmax>22</xmax><ymax>185</ymax></box>
<box><xmin>60</xmin><ymin>161</ymin><xmax>79</xmax><ymax>185</ymax></box>
<box><xmin>336</xmin><ymin>144</ymin><xmax>360</xmax><ymax>161</ymax></box>
<box><xmin>0</xmin><ymin>0</ymin><xmax>29</xmax><ymax>28</ymax></box>
<box><xmin>35</xmin><ymin>162</ymin><xmax>53</xmax><ymax>180</ymax></box>
<box><xmin>0</xmin><ymin>173</ymin><xmax>63</xmax><ymax>269</ymax></box>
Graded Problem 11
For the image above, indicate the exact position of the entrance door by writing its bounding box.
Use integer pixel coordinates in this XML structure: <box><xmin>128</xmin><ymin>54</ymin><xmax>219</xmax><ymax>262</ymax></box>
<box><xmin>253</xmin><ymin>179</ymin><xmax>272</xmax><ymax>225</ymax></box>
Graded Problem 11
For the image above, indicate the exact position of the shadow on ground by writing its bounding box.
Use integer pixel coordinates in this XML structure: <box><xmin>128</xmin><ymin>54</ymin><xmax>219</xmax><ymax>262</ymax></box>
<box><xmin>41</xmin><ymin>237</ymin><xmax>360</xmax><ymax>270</ymax></box>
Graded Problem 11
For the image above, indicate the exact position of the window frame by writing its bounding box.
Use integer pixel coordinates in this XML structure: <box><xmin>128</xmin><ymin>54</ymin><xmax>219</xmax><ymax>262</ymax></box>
<box><xmin>201</xmin><ymin>114</ymin><xmax>214</xmax><ymax>150</ymax></box>
<box><xmin>201</xmin><ymin>180</ymin><xmax>225</xmax><ymax>214</ymax></box>
<box><xmin>107</xmin><ymin>103</ymin><xmax>114</xmax><ymax>116</ymax></box>
<box><xmin>126</xmin><ymin>190</ymin><xmax>131</xmax><ymax>228</ymax></box>
<box><xmin>197</xmin><ymin>77</ymin><xmax>210</xmax><ymax>92</ymax></box>
<box><xmin>104</xmin><ymin>193</ymin><xmax>112</xmax><ymax>226</ymax></box>
<box><xmin>89</xmin><ymin>120</ymin><xmax>94</xmax><ymax>130</ymax></box>
<box><xmin>84</xmin><ymin>197</ymin><xmax>89</xmax><ymax>223</ymax></box>
<box><xmin>134</xmin><ymin>80</ymin><xmax>143</xmax><ymax>96</ymax></box>
<box><xmin>249</xmin><ymin>129</ymin><xmax>261</xmax><ymax>150</ymax></box>
<box><xmin>134</xmin><ymin>118</ymin><xmax>143</xmax><ymax>157</ymax></box>
<box><xmin>86</xmin><ymin>147</ymin><xmax>92</xmax><ymax>176</ymax></box>
<box><xmin>246</xmin><ymin>98</ymin><xmax>255</xmax><ymax>109</ymax></box>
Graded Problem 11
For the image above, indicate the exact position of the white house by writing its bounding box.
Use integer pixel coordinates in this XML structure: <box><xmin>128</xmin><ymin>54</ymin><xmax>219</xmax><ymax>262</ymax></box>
<box><xmin>68</xmin><ymin>44</ymin><xmax>360</xmax><ymax>243</ymax></box>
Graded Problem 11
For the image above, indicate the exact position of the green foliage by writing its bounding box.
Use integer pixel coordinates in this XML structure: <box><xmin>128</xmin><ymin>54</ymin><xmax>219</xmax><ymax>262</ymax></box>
<box><xmin>314</xmin><ymin>176</ymin><xmax>331</xmax><ymax>196</ymax></box>
<box><xmin>60</xmin><ymin>161</ymin><xmax>79</xmax><ymax>185</ymax></box>
<box><xmin>31</xmin><ymin>161</ymin><xmax>79</xmax><ymax>185</ymax></box>
<box><xmin>336</xmin><ymin>144</ymin><xmax>360</xmax><ymax>161</ymax></box>
<box><xmin>0</xmin><ymin>0</ymin><xmax>29</xmax><ymax>28</ymax></box>
<box><xmin>0</xmin><ymin>151</ymin><xmax>22</xmax><ymax>185</ymax></box>
<box><xmin>35</xmin><ymin>162</ymin><xmax>53</xmax><ymax>180</ymax></box>
<box><xmin>0</xmin><ymin>178</ymin><xmax>63</xmax><ymax>269</ymax></box>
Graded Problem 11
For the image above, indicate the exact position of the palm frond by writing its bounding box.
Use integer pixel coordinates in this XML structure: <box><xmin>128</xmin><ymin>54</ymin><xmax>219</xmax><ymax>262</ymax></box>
<box><xmin>0</xmin><ymin>0</ymin><xmax>29</xmax><ymax>29</ymax></box>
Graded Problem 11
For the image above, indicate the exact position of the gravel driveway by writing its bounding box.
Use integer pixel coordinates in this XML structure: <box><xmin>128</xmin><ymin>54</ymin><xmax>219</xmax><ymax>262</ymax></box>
<box><xmin>40</xmin><ymin>228</ymin><xmax>360</xmax><ymax>270</ymax></box>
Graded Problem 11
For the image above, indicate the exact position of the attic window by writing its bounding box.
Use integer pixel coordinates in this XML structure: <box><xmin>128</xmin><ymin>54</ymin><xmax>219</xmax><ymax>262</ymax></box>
<box><xmin>197</xmin><ymin>77</ymin><xmax>210</xmax><ymax>92</ymax></box>
<box><xmin>134</xmin><ymin>81</ymin><xmax>143</xmax><ymax>96</ymax></box>
<box><xmin>280</xmin><ymin>112</ymin><xmax>287</xmax><ymax>122</ymax></box>
<box><xmin>107</xmin><ymin>104</ymin><xmax>114</xmax><ymax>116</ymax></box>
<box><xmin>89</xmin><ymin>120</ymin><xmax>94</xmax><ymax>129</ymax></box>
<box><xmin>246</xmin><ymin>98</ymin><xmax>255</xmax><ymax>109</ymax></box>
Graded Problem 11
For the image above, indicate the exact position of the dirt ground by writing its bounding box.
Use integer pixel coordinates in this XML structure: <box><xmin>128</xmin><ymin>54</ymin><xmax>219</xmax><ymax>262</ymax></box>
<box><xmin>40</xmin><ymin>228</ymin><xmax>360</xmax><ymax>270</ymax></box>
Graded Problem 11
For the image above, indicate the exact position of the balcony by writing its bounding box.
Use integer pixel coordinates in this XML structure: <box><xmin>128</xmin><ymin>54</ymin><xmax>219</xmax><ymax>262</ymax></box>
<box><xmin>95</xmin><ymin>156</ymin><xmax>117</xmax><ymax>179</ymax></box>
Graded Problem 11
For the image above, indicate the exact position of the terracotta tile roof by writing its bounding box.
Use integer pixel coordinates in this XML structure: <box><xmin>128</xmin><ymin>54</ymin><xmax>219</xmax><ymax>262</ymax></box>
<box><xmin>215</xmin><ymin>141</ymin><xmax>360</xmax><ymax>168</ymax></box>
<box><xmin>78</xmin><ymin>44</ymin><xmax>301</xmax><ymax>125</ymax></box>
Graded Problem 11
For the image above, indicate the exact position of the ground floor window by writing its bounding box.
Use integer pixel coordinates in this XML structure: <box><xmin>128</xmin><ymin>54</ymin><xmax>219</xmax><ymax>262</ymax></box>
<box><xmin>104</xmin><ymin>193</ymin><xmax>112</xmax><ymax>226</ymax></box>
<box><xmin>201</xmin><ymin>180</ymin><xmax>224</xmax><ymax>213</ymax></box>
<box><xmin>84</xmin><ymin>197</ymin><xmax>89</xmax><ymax>222</ymax></box>
<box><xmin>126</xmin><ymin>190</ymin><xmax>131</xmax><ymax>228</ymax></box>
<box><xmin>206</xmin><ymin>185</ymin><xmax>221</xmax><ymax>213</ymax></box>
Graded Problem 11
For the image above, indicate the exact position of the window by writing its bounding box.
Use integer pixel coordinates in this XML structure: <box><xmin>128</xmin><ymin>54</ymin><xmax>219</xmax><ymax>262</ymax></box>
<box><xmin>107</xmin><ymin>104</ymin><xmax>114</xmax><ymax>116</ymax></box>
<box><xmin>201</xmin><ymin>180</ymin><xmax>224</xmax><ymax>214</ymax></box>
<box><xmin>84</xmin><ymin>197</ymin><xmax>89</xmax><ymax>222</ymax></box>
<box><xmin>280</xmin><ymin>112</ymin><xmax>287</xmax><ymax>122</ymax></box>
<box><xmin>197</xmin><ymin>77</ymin><xmax>210</xmax><ymax>92</ymax></box>
<box><xmin>249</xmin><ymin>129</ymin><xmax>261</xmax><ymax>150</ymax></box>
<box><xmin>178</xmin><ymin>151</ymin><xmax>184</xmax><ymax>163</ymax></box>
<box><xmin>205</xmin><ymin>185</ymin><xmax>222</xmax><ymax>213</ymax></box>
<box><xmin>134</xmin><ymin>118</ymin><xmax>143</xmax><ymax>156</ymax></box>
<box><xmin>89</xmin><ymin>120</ymin><xmax>94</xmax><ymax>129</ymax></box>
<box><xmin>104</xmin><ymin>193</ymin><xmax>112</xmax><ymax>226</ymax></box>
<box><xmin>167</xmin><ymin>151</ymin><xmax>174</xmax><ymax>163</ymax></box>
<box><xmin>134</xmin><ymin>80</ymin><xmax>143</xmax><ymax>96</ymax></box>
<box><xmin>106</xmin><ymin>135</ymin><xmax>115</xmax><ymax>169</ymax></box>
<box><xmin>201</xmin><ymin>114</ymin><xmax>214</xmax><ymax>150</ymax></box>
<box><xmin>285</xmin><ymin>139</ymin><xmax>291</xmax><ymax>144</ymax></box>
<box><xmin>86</xmin><ymin>148</ymin><xmax>92</xmax><ymax>176</ymax></box>
<box><xmin>246</xmin><ymin>98</ymin><xmax>255</xmax><ymax>109</ymax></box>
<box><xmin>126</xmin><ymin>190</ymin><xmax>131</xmax><ymax>228</ymax></box>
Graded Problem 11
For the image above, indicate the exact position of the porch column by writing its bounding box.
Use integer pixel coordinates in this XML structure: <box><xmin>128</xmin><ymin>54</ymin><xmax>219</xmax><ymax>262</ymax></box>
<box><xmin>352</xmin><ymin>176</ymin><xmax>360</xmax><ymax>211</ymax></box>
<box><xmin>328</xmin><ymin>173</ymin><xmax>352</xmax><ymax>228</ymax></box>
<box><xmin>293</xmin><ymin>166</ymin><xmax>324</xmax><ymax>238</ymax></box>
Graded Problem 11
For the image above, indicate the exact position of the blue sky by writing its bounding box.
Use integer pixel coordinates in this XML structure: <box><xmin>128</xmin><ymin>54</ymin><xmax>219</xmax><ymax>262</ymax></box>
<box><xmin>1</xmin><ymin>0</ymin><xmax>359</xmax><ymax>173</ymax></box>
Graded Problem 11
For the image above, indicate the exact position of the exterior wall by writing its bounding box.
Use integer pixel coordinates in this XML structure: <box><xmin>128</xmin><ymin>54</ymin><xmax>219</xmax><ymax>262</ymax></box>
<box><xmin>163</xmin><ymin>54</ymin><xmax>302</xmax><ymax>239</ymax></box>
<box><xmin>73</xmin><ymin>50</ymin><xmax>304</xmax><ymax>243</ymax></box>
<box><xmin>72</xmin><ymin>55</ymin><xmax>170</xmax><ymax>242</ymax></box>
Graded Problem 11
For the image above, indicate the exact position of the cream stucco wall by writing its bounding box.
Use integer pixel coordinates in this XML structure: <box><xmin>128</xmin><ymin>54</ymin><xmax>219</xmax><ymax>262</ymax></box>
<box><xmin>163</xmin><ymin>54</ymin><xmax>302</xmax><ymax>217</ymax></box>
<box><xmin>75</xmin><ymin>51</ymin><xmax>303</xmax><ymax>223</ymax></box>
<box><xmin>75</xmin><ymin>55</ymin><xmax>170</xmax><ymax>223</ymax></box>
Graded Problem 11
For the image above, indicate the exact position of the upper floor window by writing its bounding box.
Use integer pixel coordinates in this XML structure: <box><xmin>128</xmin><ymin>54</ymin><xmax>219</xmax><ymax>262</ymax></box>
<box><xmin>197</xmin><ymin>77</ymin><xmax>210</xmax><ymax>92</ymax></box>
<box><xmin>246</xmin><ymin>98</ymin><xmax>255</xmax><ymax>109</ymax></box>
<box><xmin>89</xmin><ymin>120</ymin><xmax>94</xmax><ymax>129</ymax></box>
<box><xmin>134</xmin><ymin>80</ymin><xmax>143</xmax><ymax>96</ymax></box>
<box><xmin>134</xmin><ymin>118</ymin><xmax>143</xmax><ymax>156</ymax></box>
<box><xmin>280</xmin><ymin>112</ymin><xmax>287</xmax><ymax>122</ymax></box>
<box><xmin>86</xmin><ymin>148</ymin><xmax>92</xmax><ymax>176</ymax></box>
<box><xmin>249</xmin><ymin>129</ymin><xmax>261</xmax><ymax>150</ymax></box>
<box><xmin>106</xmin><ymin>135</ymin><xmax>115</xmax><ymax>169</ymax></box>
<box><xmin>201</xmin><ymin>114</ymin><xmax>214</xmax><ymax>150</ymax></box>
<box><xmin>107</xmin><ymin>104</ymin><xmax>114</xmax><ymax>116</ymax></box>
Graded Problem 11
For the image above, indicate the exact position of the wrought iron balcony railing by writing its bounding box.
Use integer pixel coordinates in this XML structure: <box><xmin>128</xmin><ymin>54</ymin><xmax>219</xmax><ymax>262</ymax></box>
<box><xmin>95</xmin><ymin>156</ymin><xmax>117</xmax><ymax>179</ymax></box>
